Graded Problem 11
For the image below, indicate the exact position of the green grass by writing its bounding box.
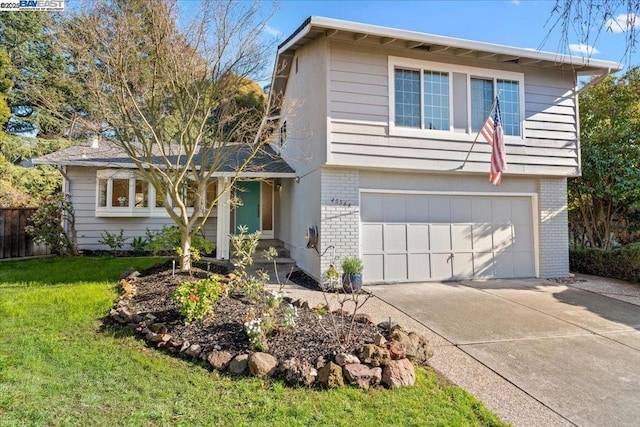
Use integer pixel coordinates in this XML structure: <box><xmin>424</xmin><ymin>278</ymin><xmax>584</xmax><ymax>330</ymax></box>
<box><xmin>0</xmin><ymin>257</ymin><xmax>507</xmax><ymax>426</ymax></box>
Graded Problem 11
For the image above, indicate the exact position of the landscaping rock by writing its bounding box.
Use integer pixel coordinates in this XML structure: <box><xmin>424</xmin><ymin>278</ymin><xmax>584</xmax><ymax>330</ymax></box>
<box><xmin>386</xmin><ymin>340</ymin><xmax>406</xmax><ymax>360</ymax></box>
<box><xmin>358</xmin><ymin>344</ymin><xmax>390</xmax><ymax>367</ymax></box>
<box><xmin>334</xmin><ymin>353</ymin><xmax>360</xmax><ymax>366</ymax></box>
<box><xmin>150</xmin><ymin>323</ymin><xmax>167</xmax><ymax>334</ymax></box>
<box><xmin>185</xmin><ymin>344</ymin><xmax>202</xmax><ymax>358</ymax></box>
<box><xmin>280</xmin><ymin>358</ymin><xmax>317</xmax><ymax>386</ymax></box>
<box><xmin>228</xmin><ymin>354</ymin><xmax>249</xmax><ymax>375</ymax></box>
<box><xmin>317</xmin><ymin>362</ymin><xmax>344</xmax><ymax>389</ymax></box>
<box><xmin>373</xmin><ymin>333</ymin><xmax>387</xmax><ymax>347</ymax></box>
<box><xmin>353</xmin><ymin>313</ymin><xmax>373</xmax><ymax>325</ymax></box>
<box><xmin>208</xmin><ymin>351</ymin><xmax>234</xmax><ymax>371</ymax></box>
<box><xmin>343</xmin><ymin>363</ymin><xmax>382</xmax><ymax>389</ymax></box>
<box><xmin>332</xmin><ymin>308</ymin><xmax>350</xmax><ymax>316</ymax></box>
<box><xmin>382</xmin><ymin>358</ymin><xmax>416</xmax><ymax>388</ymax></box>
<box><xmin>179</xmin><ymin>341</ymin><xmax>191</xmax><ymax>353</ymax></box>
<box><xmin>315</xmin><ymin>355</ymin><xmax>327</xmax><ymax>369</ymax></box>
<box><xmin>248</xmin><ymin>352</ymin><xmax>277</xmax><ymax>377</ymax></box>
<box><xmin>389</xmin><ymin>329</ymin><xmax>433</xmax><ymax>365</ymax></box>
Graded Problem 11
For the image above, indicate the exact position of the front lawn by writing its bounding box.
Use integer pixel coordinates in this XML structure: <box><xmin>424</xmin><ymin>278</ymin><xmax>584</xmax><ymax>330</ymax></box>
<box><xmin>0</xmin><ymin>257</ymin><xmax>506</xmax><ymax>426</ymax></box>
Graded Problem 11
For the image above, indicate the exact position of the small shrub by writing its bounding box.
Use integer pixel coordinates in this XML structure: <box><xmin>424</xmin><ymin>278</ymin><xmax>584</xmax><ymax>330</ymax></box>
<box><xmin>341</xmin><ymin>257</ymin><xmax>363</xmax><ymax>275</ymax></box>
<box><xmin>99</xmin><ymin>229</ymin><xmax>126</xmax><ymax>256</ymax></box>
<box><xmin>25</xmin><ymin>193</ymin><xmax>77</xmax><ymax>255</ymax></box>
<box><xmin>244</xmin><ymin>317</ymin><xmax>269</xmax><ymax>352</ymax></box>
<box><xmin>146</xmin><ymin>225</ymin><xmax>215</xmax><ymax>262</ymax></box>
<box><xmin>130</xmin><ymin>236</ymin><xmax>148</xmax><ymax>254</ymax></box>
<box><xmin>570</xmin><ymin>243</ymin><xmax>640</xmax><ymax>282</ymax></box>
<box><xmin>173</xmin><ymin>276</ymin><xmax>224</xmax><ymax>324</ymax></box>
<box><xmin>280</xmin><ymin>304</ymin><xmax>298</xmax><ymax>330</ymax></box>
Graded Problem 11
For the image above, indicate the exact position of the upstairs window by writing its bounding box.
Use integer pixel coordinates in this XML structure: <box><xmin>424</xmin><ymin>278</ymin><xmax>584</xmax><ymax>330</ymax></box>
<box><xmin>394</xmin><ymin>67</ymin><xmax>450</xmax><ymax>130</ymax></box>
<box><xmin>389</xmin><ymin>57</ymin><xmax>523</xmax><ymax>140</ymax></box>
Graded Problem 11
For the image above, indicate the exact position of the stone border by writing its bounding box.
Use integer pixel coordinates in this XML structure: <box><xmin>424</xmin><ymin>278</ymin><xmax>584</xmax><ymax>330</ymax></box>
<box><xmin>109</xmin><ymin>274</ymin><xmax>433</xmax><ymax>390</ymax></box>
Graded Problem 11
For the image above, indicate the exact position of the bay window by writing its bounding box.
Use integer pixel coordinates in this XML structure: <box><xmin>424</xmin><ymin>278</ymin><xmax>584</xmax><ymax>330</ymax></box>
<box><xmin>96</xmin><ymin>169</ymin><xmax>217</xmax><ymax>217</ymax></box>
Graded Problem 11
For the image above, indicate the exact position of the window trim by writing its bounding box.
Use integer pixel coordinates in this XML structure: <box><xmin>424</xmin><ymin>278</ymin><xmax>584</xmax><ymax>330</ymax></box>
<box><xmin>95</xmin><ymin>169</ymin><xmax>217</xmax><ymax>218</ymax></box>
<box><xmin>388</xmin><ymin>56</ymin><xmax>525</xmax><ymax>143</ymax></box>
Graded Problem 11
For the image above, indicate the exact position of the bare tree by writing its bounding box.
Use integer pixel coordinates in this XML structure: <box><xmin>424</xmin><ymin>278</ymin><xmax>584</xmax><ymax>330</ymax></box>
<box><xmin>58</xmin><ymin>0</ymin><xmax>278</xmax><ymax>270</ymax></box>
<box><xmin>545</xmin><ymin>1</ymin><xmax>639</xmax><ymax>62</ymax></box>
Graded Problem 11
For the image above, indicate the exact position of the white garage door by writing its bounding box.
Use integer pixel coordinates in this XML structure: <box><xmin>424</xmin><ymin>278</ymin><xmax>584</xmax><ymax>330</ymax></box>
<box><xmin>360</xmin><ymin>192</ymin><xmax>536</xmax><ymax>283</ymax></box>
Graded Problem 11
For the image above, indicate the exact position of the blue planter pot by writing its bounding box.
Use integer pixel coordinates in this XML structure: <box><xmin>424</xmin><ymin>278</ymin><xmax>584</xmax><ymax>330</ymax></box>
<box><xmin>342</xmin><ymin>273</ymin><xmax>363</xmax><ymax>293</ymax></box>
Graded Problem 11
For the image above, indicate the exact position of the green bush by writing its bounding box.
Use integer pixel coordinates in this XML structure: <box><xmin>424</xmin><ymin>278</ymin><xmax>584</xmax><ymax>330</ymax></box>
<box><xmin>146</xmin><ymin>225</ymin><xmax>214</xmax><ymax>261</ymax></box>
<box><xmin>570</xmin><ymin>243</ymin><xmax>640</xmax><ymax>282</ymax></box>
<box><xmin>173</xmin><ymin>276</ymin><xmax>225</xmax><ymax>324</ymax></box>
<box><xmin>341</xmin><ymin>256</ymin><xmax>363</xmax><ymax>275</ymax></box>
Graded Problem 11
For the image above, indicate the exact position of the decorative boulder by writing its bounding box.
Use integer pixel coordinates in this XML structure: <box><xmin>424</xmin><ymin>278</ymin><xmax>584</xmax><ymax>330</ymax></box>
<box><xmin>358</xmin><ymin>344</ymin><xmax>390</xmax><ymax>367</ymax></box>
<box><xmin>343</xmin><ymin>364</ymin><xmax>382</xmax><ymax>389</ymax></box>
<box><xmin>185</xmin><ymin>344</ymin><xmax>202</xmax><ymax>358</ymax></box>
<box><xmin>386</xmin><ymin>340</ymin><xmax>406</xmax><ymax>360</ymax></box>
<box><xmin>208</xmin><ymin>351</ymin><xmax>234</xmax><ymax>371</ymax></box>
<box><xmin>353</xmin><ymin>313</ymin><xmax>374</xmax><ymax>325</ymax></box>
<box><xmin>228</xmin><ymin>354</ymin><xmax>249</xmax><ymax>375</ymax></box>
<box><xmin>248</xmin><ymin>352</ymin><xmax>278</xmax><ymax>377</ymax></box>
<box><xmin>334</xmin><ymin>353</ymin><xmax>360</xmax><ymax>366</ymax></box>
<box><xmin>280</xmin><ymin>358</ymin><xmax>317</xmax><ymax>386</ymax></box>
<box><xmin>389</xmin><ymin>328</ymin><xmax>433</xmax><ymax>365</ymax></box>
<box><xmin>317</xmin><ymin>362</ymin><xmax>344</xmax><ymax>389</ymax></box>
<box><xmin>382</xmin><ymin>358</ymin><xmax>416</xmax><ymax>388</ymax></box>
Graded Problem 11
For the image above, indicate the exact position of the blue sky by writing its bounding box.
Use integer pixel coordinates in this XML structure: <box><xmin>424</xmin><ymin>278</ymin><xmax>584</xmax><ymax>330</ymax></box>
<box><xmin>260</xmin><ymin>0</ymin><xmax>637</xmax><ymax>69</ymax></box>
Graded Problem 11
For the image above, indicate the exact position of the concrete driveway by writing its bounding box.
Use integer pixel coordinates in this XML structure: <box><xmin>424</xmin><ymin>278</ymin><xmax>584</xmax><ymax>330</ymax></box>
<box><xmin>367</xmin><ymin>276</ymin><xmax>640</xmax><ymax>427</ymax></box>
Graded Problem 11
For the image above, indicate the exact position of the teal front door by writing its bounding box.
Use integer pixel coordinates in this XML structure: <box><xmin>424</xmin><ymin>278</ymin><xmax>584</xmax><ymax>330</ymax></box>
<box><xmin>235</xmin><ymin>181</ymin><xmax>261</xmax><ymax>233</ymax></box>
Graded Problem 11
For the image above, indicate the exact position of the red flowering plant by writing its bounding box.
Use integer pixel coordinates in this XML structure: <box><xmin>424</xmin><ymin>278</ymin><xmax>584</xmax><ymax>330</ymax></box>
<box><xmin>173</xmin><ymin>276</ymin><xmax>224</xmax><ymax>324</ymax></box>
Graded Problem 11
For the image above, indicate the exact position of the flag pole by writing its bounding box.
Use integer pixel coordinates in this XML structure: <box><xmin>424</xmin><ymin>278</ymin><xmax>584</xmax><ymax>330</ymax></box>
<box><xmin>458</xmin><ymin>90</ymin><xmax>501</xmax><ymax>170</ymax></box>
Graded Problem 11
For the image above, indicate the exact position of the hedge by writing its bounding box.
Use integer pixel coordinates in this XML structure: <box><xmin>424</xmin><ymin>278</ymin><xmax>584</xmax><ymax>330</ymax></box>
<box><xmin>570</xmin><ymin>243</ymin><xmax>640</xmax><ymax>282</ymax></box>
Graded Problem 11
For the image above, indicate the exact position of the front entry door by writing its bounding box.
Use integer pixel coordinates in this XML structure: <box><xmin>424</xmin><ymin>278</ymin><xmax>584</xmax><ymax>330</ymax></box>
<box><xmin>235</xmin><ymin>181</ymin><xmax>274</xmax><ymax>238</ymax></box>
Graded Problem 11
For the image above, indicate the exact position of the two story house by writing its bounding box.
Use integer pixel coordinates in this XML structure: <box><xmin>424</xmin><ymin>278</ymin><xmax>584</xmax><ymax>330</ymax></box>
<box><xmin>35</xmin><ymin>17</ymin><xmax>621</xmax><ymax>284</ymax></box>
<box><xmin>269</xmin><ymin>17</ymin><xmax>620</xmax><ymax>283</ymax></box>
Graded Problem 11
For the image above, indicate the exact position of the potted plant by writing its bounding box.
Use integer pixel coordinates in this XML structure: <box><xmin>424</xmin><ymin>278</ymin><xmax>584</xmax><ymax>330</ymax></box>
<box><xmin>341</xmin><ymin>256</ymin><xmax>364</xmax><ymax>293</ymax></box>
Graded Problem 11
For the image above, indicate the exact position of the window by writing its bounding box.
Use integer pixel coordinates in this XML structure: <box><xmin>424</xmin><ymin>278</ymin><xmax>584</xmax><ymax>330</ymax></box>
<box><xmin>389</xmin><ymin>57</ymin><xmax>523</xmax><ymax>139</ymax></box>
<box><xmin>471</xmin><ymin>77</ymin><xmax>521</xmax><ymax>136</ymax></box>
<box><xmin>96</xmin><ymin>169</ymin><xmax>218</xmax><ymax>217</ymax></box>
<box><xmin>394</xmin><ymin>68</ymin><xmax>450</xmax><ymax>130</ymax></box>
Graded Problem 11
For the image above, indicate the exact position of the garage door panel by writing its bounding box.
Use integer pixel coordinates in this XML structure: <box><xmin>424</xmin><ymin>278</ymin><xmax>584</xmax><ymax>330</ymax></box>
<box><xmin>430</xmin><ymin>224</ymin><xmax>452</xmax><ymax>251</ymax></box>
<box><xmin>453</xmin><ymin>252</ymin><xmax>474</xmax><ymax>278</ymax></box>
<box><xmin>406</xmin><ymin>196</ymin><xmax>429</xmax><ymax>222</ymax></box>
<box><xmin>431</xmin><ymin>253</ymin><xmax>453</xmax><ymax>279</ymax></box>
<box><xmin>407</xmin><ymin>224</ymin><xmax>429</xmax><ymax>251</ymax></box>
<box><xmin>495</xmin><ymin>252</ymin><xmax>515</xmax><ymax>278</ymax></box>
<box><xmin>452</xmin><ymin>225</ymin><xmax>473</xmax><ymax>251</ymax></box>
<box><xmin>408</xmin><ymin>253</ymin><xmax>430</xmax><ymax>280</ymax></box>
<box><xmin>452</xmin><ymin>198</ymin><xmax>472</xmax><ymax>222</ymax></box>
<box><xmin>513</xmin><ymin>225</ymin><xmax>533</xmax><ymax>252</ymax></box>
<box><xmin>474</xmin><ymin>252</ymin><xmax>495</xmax><ymax>278</ymax></box>
<box><xmin>363</xmin><ymin>254</ymin><xmax>384</xmax><ymax>282</ymax></box>
<box><xmin>384</xmin><ymin>195</ymin><xmax>407</xmax><ymax>222</ymax></box>
<box><xmin>493</xmin><ymin>224</ymin><xmax>514</xmax><ymax>252</ymax></box>
<box><xmin>512</xmin><ymin>198</ymin><xmax>532</xmax><ymax>224</ymax></box>
<box><xmin>361</xmin><ymin>194</ymin><xmax>383</xmax><ymax>222</ymax></box>
<box><xmin>361</xmin><ymin>192</ymin><xmax>535</xmax><ymax>282</ymax></box>
<box><xmin>493</xmin><ymin>199</ymin><xmax>512</xmax><ymax>224</ymax></box>
<box><xmin>384</xmin><ymin>224</ymin><xmax>407</xmax><ymax>252</ymax></box>
<box><xmin>362</xmin><ymin>224</ymin><xmax>383</xmax><ymax>252</ymax></box>
<box><xmin>429</xmin><ymin>198</ymin><xmax>451</xmax><ymax>222</ymax></box>
<box><xmin>472</xmin><ymin>198</ymin><xmax>492</xmax><ymax>222</ymax></box>
<box><xmin>513</xmin><ymin>252</ymin><xmax>535</xmax><ymax>277</ymax></box>
<box><xmin>384</xmin><ymin>254</ymin><xmax>408</xmax><ymax>281</ymax></box>
<box><xmin>473</xmin><ymin>224</ymin><xmax>494</xmax><ymax>251</ymax></box>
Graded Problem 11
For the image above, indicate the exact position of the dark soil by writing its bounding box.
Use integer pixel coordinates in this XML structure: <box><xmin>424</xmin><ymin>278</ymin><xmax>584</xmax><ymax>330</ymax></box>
<box><xmin>118</xmin><ymin>261</ymin><xmax>381</xmax><ymax>364</ymax></box>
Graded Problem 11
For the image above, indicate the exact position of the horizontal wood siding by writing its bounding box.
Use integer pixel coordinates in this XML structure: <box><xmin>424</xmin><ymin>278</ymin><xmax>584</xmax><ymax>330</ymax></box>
<box><xmin>67</xmin><ymin>167</ymin><xmax>217</xmax><ymax>250</ymax></box>
<box><xmin>328</xmin><ymin>41</ymin><xmax>579</xmax><ymax>176</ymax></box>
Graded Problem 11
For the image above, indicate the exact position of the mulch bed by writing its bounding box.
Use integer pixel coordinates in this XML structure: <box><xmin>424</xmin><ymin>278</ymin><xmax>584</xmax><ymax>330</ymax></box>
<box><xmin>115</xmin><ymin>261</ymin><xmax>381</xmax><ymax>364</ymax></box>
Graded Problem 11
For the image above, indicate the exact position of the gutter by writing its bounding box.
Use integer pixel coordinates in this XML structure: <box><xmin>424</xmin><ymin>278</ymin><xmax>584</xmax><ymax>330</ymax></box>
<box><xmin>576</xmin><ymin>68</ymin><xmax>613</xmax><ymax>94</ymax></box>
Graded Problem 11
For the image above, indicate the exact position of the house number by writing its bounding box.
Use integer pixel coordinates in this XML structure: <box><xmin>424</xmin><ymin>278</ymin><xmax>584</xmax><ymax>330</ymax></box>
<box><xmin>331</xmin><ymin>198</ymin><xmax>352</xmax><ymax>207</ymax></box>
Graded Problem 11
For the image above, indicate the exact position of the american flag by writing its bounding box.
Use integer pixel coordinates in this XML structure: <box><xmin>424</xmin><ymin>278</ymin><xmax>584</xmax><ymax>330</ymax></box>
<box><xmin>480</xmin><ymin>97</ymin><xmax>506</xmax><ymax>186</ymax></box>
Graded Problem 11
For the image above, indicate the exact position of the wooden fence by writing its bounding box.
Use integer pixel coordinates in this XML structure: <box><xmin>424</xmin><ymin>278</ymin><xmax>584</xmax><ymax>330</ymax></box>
<box><xmin>0</xmin><ymin>208</ymin><xmax>51</xmax><ymax>259</ymax></box>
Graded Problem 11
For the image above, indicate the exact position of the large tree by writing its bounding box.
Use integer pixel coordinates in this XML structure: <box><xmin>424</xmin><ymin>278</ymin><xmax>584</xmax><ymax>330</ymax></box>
<box><xmin>570</xmin><ymin>68</ymin><xmax>640</xmax><ymax>249</ymax></box>
<box><xmin>59</xmin><ymin>0</ymin><xmax>277</xmax><ymax>270</ymax></box>
<box><xmin>547</xmin><ymin>1</ymin><xmax>640</xmax><ymax>61</ymax></box>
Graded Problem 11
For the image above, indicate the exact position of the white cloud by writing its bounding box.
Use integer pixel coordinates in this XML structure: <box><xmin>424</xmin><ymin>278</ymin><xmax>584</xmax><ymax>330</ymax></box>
<box><xmin>606</xmin><ymin>13</ymin><xmax>639</xmax><ymax>33</ymax></box>
<box><xmin>511</xmin><ymin>0</ymin><xmax>520</xmax><ymax>5</ymax></box>
<box><xmin>569</xmin><ymin>43</ymin><xmax>600</xmax><ymax>55</ymax></box>
<box><xmin>264</xmin><ymin>25</ymin><xmax>283</xmax><ymax>38</ymax></box>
